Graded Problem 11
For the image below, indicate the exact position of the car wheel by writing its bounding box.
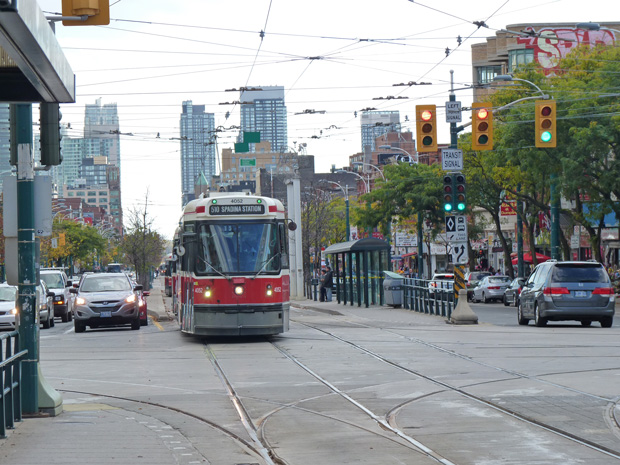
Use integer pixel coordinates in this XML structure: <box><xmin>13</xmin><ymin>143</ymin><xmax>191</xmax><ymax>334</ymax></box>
<box><xmin>580</xmin><ymin>320</ymin><xmax>592</xmax><ymax>327</ymax></box>
<box><xmin>503</xmin><ymin>295</ymin><xmax>509</xmax><ymax>306</ymax></box>
<box><xmin>601</xmin><ymin>317</ymin><xmax>613</xmax><ymax>328</ymax></box>
<box><xmin>42</xmin><ymin>314</ymin><xmax>50</xmax><ymax>329</ymax></box>
<box><xmin>74</xmin><ymin>321</ymin><xmax>86</xmax><ymax>333</ymax></box>
<box><xmin>61</xmin><ymin>311</ymin><xmax>69</xmax><ymax>323</ymax></box>
<box><xmin>513</xmin><ymin>295</ymin><xmax>518</xmax><ymax>307</ymax></box>
<box><xmin>140</xmin><ymin>317</ymin><xmax>148</xmax><ymax>327</ymax></box>
<box><xmin>482</xmin><ymin>292</ymin><xmax>488</xmax><ymax>304</ymax></box>
<box><xmin>517</xmin><ymin>303</ymin><xmax>529</xmax><ymax>325</ymax></box>
<box><xmin>67</xmin><ymin>307</ymin><xmax>73</xmax><ymax>322</ymax></box>
<box><xmin>131</xmin><ymin>319</ymin><xmax>141</xmax><ymax>330</ymax></box>
<box><xmin>50</xmin><ymin>315</ymin><xmax>55</xmax><ymax>328</ymax></box>
<box><xmin>534</xmin><ymin>305</ymin><xmax>547</xmax><ymax>327</ymax></box>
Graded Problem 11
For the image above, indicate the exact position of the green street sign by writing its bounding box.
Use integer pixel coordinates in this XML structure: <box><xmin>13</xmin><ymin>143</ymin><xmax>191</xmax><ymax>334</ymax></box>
<box><xmin>239</xmin><ymin>158</ymin><xmax>256</xmax><ymax>167</ymax></box>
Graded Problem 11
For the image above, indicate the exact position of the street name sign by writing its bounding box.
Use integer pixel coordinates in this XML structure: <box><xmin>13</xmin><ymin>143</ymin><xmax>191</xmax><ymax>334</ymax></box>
<box><xmin>441</xmin><ymin>149</ymin><xmax>463</xmax><ymax>171</ymax></box>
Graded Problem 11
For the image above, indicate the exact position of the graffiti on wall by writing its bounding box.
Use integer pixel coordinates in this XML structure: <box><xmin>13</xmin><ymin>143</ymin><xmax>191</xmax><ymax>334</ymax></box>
<box><xmin>517</xmin><ymin>27</ymin><xmax>616</xmax><ymax>75</ymax></box>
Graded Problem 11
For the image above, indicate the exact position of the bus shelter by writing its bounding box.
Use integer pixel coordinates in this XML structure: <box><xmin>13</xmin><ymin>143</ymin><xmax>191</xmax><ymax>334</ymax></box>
<box><xmin>324</xmin><ymin>238</ymin><xmax>390</xmax><ymax>307</ymax></box>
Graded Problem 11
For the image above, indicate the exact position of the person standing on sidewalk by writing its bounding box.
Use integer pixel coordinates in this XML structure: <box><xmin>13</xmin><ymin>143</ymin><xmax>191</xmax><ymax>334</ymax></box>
<box><xmin>323</xmin><ymin>266</ymin><xmax>334</xmax><ymax>302</ymax></box>
<box><xmin>319</xmin><ymin>269</ymin><xmax>327</xmax><ymax>302</ymax></box>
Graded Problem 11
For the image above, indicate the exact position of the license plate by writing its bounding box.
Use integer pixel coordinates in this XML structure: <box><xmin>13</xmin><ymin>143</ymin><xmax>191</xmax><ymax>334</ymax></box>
<box><xmin>100</xmin><ymin>311</ymin><xmax>112</xmax><ymax>318</ymax></box>
<box><xmin>575</xmin><ymin>291</ymin><xmax>587</xmax><ymax>298</ymax></box>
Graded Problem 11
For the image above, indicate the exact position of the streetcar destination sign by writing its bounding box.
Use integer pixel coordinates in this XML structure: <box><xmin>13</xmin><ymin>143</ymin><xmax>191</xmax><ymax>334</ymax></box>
<box><xmin>209</xmin><ymin>204</ymin><xmax>265</xmax><ymax>215</ymax></box>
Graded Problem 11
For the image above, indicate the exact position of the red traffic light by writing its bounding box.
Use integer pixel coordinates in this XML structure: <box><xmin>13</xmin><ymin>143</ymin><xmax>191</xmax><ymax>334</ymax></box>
<box><xmin>421</xmin><ymin>110</ymin><xmax>433</xmax><ymax>121</ymax></box>
<box><xmin>476</xmin><ymin>108</ymin><xmax>489</xmax><ymax>120</ymax></box>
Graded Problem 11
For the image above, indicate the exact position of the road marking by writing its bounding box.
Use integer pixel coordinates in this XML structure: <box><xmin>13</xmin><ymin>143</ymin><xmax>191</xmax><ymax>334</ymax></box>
<box><xmin>153</xmin><ymin>319</ymin><xmax>164</xmax><ymax>331</ymax></box>
<box><xmin>64</xmin><ymin>327</ymin><xmax>74</xmax><ymax>335</ymax></box>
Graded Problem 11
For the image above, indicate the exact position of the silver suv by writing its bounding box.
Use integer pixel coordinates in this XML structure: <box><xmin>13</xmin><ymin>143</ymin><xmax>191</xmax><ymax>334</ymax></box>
<box><xmin>518</xmin><ymin>260</ymin><xmax>615</xmax><ymax>327</ymax></box>
<box><xmin>40</xmin><ymin>268</ymin><xmax>73</xmax><ymax>322</ymax></box>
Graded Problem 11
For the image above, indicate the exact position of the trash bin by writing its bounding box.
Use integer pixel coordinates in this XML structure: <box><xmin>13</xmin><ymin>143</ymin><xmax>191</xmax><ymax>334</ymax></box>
<box><xmin>383</xmin><ymin>271</ymin><xmax>404</xmax><ymax>307</ymax></box>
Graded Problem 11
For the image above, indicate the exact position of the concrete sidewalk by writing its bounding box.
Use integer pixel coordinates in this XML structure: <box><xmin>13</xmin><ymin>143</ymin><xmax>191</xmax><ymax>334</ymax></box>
<box><xmin>146</xmin><ymin>278</ymin><xmax>175</xmax><ymax>322</ymax></box>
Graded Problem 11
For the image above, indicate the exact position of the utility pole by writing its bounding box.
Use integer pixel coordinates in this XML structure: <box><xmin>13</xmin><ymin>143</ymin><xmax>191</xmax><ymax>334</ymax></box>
<box><xmin>11</xmin><ymin>103</ymin><xmax>38</xmax><ymax>413</ymax></box>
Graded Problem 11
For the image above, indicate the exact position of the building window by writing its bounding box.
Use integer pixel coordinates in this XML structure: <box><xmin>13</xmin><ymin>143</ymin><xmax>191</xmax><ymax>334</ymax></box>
<box><xmin>476</xmin><ymin>65</ymin><xmax>502</xmax><ymax>84</ymax></box>
<box><xmin>508</xmin><ymin>49</ymin><xmax>534</xmax><ymax>72</ymax></box>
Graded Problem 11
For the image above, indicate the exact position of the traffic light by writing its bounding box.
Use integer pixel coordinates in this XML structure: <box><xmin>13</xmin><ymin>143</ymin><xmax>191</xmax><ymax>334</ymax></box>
<box><xmin>62</xmin><ymin>0</ymin><xmax>110</xmax><ymax>26</ymax></box>
<box><xmin>40</xmin><ymin>103</ymin><xmax>63</xmax><ymax>166</ymax></box>
<box><xmin>471</xmin><ymin>102</ymin><xmax>493</xmax><ymax>150</ymax></box>
<box><xmin>454</xmin><ymin>173</ymin><xmax>466</xmax><ymax>212</ymax></box>
<box><xmin>443</xmin><ymin>174</ymin><xmax>454</xmax><ymax>212</ymax></box>
<box><xmin>535</xmin><ymin>100</ymin><xmax>556</xmax><ymax>148</ymax></box>
<box><xmin>416</xmin><ymin>105</ymin><xmax>437</xmax><ymax>153</ymax></box>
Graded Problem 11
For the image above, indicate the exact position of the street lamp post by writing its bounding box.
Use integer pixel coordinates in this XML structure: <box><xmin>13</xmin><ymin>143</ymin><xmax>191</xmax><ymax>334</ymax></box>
<box><xmin>352</xmin><ymin>161</ymin><xmax>386</xmax><ymax>181</ymax></box>
<box><xmin>492</xmin><ymin>74</ymin><xmax>559</xmax><ymax>267</ymax></box>
<box><xmin>321</xmin><ymin>180</ymin><xmax>350</xmax><ymax>241</ymax></box>
<box><xmin>336</xmin><ymin>169</ymin><xmax>369</xmax><ymax>193</ymax></box>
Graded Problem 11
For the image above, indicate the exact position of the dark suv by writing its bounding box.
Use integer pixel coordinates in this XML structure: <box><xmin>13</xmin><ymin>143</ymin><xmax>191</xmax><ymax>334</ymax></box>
<box><xmin>518</xmin><ymin>260</ymin><xmax>615</xmax><ymax>327</ymax></box>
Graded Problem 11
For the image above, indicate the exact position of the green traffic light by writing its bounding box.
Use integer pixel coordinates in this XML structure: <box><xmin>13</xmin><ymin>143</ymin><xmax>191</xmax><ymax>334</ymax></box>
<box><xmin>444</xmin><ymin>204</ymin><xmax>453</xmax><ymax>212</ymax></box>
<box><xmin>457</xmin><ymin>203</ymin><xmax>466</xmax><ymax>211</ymax></box>
<box><xmin>541</xmin><ymin>131</ymin><xmax>552</xmax><ymax>143</ymax></box>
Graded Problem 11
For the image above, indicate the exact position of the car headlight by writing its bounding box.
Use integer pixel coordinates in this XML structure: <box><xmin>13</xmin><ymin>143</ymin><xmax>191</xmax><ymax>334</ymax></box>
<box><xmin>125</xmin><ymin>294</ymin><xmax>136</xmax><ymax>303</ymax></box>
<box><xmin>75</xmin><ymin>297</ymin><xmax>87</xmax><ymax>306</ymax></box>
<box><xmin>11</xmin><ymin>308</ymin><xmax>17</xmax><ymax>315</ymax></box>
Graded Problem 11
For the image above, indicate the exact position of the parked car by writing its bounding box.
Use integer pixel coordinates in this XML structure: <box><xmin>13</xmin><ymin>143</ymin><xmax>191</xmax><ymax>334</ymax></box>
<box><xmin>37</xmin><ymin>280</ymin><xmax>55</xmax><ymax>329</ymax></box>
<box><xmin>518</xmin><ymin>260</ymin><xmax>615</xmax><ymax>327</ymax></box>
<box><xmin>503</xmin><ymin>277</ymin><xmax>525</xmax><ymax>307</ymax></box>
<box><xmin>465</xmin><ymin>271</ymin><xmax>491</xmax><ymax>301</ymax></box>
<box><xmin>0</xmin><ymin>283</ymin><xmax>17</xmax><ymax>330</ymax></box>
<box><xmin>429</xmin><ymin>273</ymin><xmax>454</xmax><ymax>298</ymax></box>
<box><xmin>40</xmin><ymin>268</ymin><xmax>73</xmax><ymax>322</ymax></box>
<box><xmin>472</xmin><ymin>275</ymin><xmax>511</xmax><ymax>303</ymax></box>
<box><xmin>71</xmin><ymin>273</ymin><xmax>143</xmax><ymax>333</ymax></box>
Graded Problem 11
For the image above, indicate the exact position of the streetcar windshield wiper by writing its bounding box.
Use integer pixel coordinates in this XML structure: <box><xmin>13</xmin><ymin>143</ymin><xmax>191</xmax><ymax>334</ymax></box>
<box><xmin>197</xmin><ymin>256</ymin><xmax>230</xmax><ymax>280</ymax></box>
<box><xmin>252</xmin><ymin>253</ymin><xmax>280</xmax><ymax>279</ymax></box>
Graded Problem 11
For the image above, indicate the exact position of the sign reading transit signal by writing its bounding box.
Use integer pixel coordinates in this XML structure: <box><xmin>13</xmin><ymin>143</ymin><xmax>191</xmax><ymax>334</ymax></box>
<box><xmin>442</xmin><ymin>149</ymin><xmax>463</xmax><ymax>171</ymax></box>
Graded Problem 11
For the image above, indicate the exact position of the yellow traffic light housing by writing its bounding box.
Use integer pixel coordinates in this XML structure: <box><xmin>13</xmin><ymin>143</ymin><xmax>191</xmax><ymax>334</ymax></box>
<box><xmin>535</xmin><ymin>100</ymin><xmax>556</xmax><ymax>148</ymax></box>
<box><xmin>471</xmin><ymin>102</ymin><xmax>493</xmax><ymax>151</ymax></box>
<box><xmin>62</xmin><ymin>0</ymin><xmax>110</xmax><ymax>26</ymax></box>
<box><xmin>416</xmin><ymin>105</ymin><xmax>437</xmax><ymax>153</ymax></box>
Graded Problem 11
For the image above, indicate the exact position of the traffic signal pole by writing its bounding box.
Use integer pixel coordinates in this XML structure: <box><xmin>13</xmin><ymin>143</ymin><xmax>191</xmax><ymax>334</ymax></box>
<box><xmin>447</xmin><ymin>71</ymin><xmax>478</xmax><ymax>325</ymax></box>
<box><xmin>11</xmin><ymin>104</ymin><xmax>38</xmax><ymax>413</ymax></box>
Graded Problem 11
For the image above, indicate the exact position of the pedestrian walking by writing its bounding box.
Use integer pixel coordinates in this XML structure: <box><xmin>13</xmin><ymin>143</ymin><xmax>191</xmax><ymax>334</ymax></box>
<box><xmin>323</xmin><ymin>266</ymin><xmax>333</xmax><ymax>302</ymax></box>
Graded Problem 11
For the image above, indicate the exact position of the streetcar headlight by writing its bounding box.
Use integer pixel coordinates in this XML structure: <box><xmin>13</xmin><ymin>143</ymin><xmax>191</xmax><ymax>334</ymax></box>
<box><xmin>204</xmin><ymin>287</ymin><xmax>212</xmax><ymax>298</ymax></box>
<box><xmin>234</xmin><ymin>285</ymin><xmax>244</xmax><ymax>295</ymax></box>
<box><xmin>266</xmin><ymin>284</ymin><xmax>273</xmax><ymax>297</ymax></box>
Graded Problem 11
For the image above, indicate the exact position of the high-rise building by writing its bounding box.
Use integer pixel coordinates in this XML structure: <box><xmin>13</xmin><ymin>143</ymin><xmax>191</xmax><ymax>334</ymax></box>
<box><xmin>84</xmin><ymin>98</ymin><xmax>120</xmax><ymax>167</ymax></box>
<box><xmin>361</xmin><ymin>111</ymin><xmax>401</xmax><ymax>152</ymax></box>
<box><xmin>180</xmin><ymin>101</ymin><xmax>216</xmax><ymax>205</ymax></box>
<box><xmin>239</xmin><ymin>86</ymin><xmax>287</xmax><ymax>153</ymax></box>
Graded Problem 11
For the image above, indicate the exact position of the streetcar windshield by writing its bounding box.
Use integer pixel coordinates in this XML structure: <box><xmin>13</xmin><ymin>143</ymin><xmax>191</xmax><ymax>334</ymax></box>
<box><xmin>196</xmin><ymin>222</ymin><xmax>279</xmax><ymax>274</ymax></box>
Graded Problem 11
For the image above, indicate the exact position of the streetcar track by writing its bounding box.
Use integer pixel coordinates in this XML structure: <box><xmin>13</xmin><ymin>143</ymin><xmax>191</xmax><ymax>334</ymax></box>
<box><xmin>292</xmin><ymin>320</ymin><xmax>620</xmax><ymax>460</ymax></box>
<box><xmin>59</xmin><ymin>388</ymin><xmax>268</xmax><ymax>464</ymax></box>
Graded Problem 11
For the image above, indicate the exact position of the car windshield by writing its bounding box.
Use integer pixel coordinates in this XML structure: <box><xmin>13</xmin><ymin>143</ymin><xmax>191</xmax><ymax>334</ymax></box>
<box><xmin>488</xmin><ymin>277</ymin><xmax>511</xmax><ymax>284</ymax></box>
<box><xmin>196</xmin><ymin>222</ymin><xmax>279</xmax><ymax>274</ymax></box>
<box><xmin>0</xmin><ymin>287</ymin><xmax>16</xmax><ymax>301</ymax></box>
<box><xmin>41</xmin><ymin>273</ymin><xmax>64</xmax><ymax>288</ymax></box>
<box><xmin>81</xmin><ymin>276</ymin><xmax>131</xmax><ymax>292</ymax></box>
<box><xmin>551</xmin><ymin>264</ymin><xmax>608</xmax><ymax>283</ymax></box>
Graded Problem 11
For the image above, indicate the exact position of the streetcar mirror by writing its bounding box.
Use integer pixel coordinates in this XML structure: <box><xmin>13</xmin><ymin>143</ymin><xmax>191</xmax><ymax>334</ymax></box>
<box><xmin>288</xmin><ymin>221</ymin><xmax>297</xmax><ymax>231</ymax></box>
<box><xmin>176</xmin><ymin>245</ymin><xmax>186</xmax><ymax>257</ymax></box>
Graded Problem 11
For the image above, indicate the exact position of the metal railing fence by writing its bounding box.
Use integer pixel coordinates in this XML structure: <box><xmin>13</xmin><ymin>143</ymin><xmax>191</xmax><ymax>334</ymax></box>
<box><xmin>0</xmin><ymin>331</ymin><xmax>27</xmax><ymax>438</ymax></box>
<box><xmin>403</xmin><ymin>278</ymin><xmax>456</xmax><ymax>319</ymax></box>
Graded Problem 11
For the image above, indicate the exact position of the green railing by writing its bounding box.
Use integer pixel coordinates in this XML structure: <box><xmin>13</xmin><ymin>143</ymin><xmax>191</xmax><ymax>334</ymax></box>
<box><xmin>0</xmin><ymin>331</ymin><xmax>27</xmax><ymax>438</ymax></box>
<box><xmin>403</xmin><ymin>278</ymin><xmax>456</xmax><ymax>319</ymax></box>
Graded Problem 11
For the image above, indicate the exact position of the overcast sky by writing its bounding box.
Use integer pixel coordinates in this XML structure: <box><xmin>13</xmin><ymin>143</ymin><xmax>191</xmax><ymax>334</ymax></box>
<box><xmin>35</xmin><ymin>0</ymin><xmax>614</xmax><ymax>239</ymax></box>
